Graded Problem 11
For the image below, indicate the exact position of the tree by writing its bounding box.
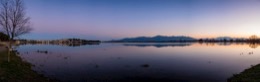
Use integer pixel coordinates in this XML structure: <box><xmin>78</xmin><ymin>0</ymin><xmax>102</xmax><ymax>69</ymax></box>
<box><xmin>0</xmin><ymin>32</ymin><xmax>8</xmax><ymax>41</ymax></box>
<box><xmin>0</xmin><ymin>0</ymin><xmax>32</xmax><ymax>40</ymax></box>
<box><xmin>249</xmin><ymin>35</ymin><xmax>258</xmax><ymax>42</ymax></box>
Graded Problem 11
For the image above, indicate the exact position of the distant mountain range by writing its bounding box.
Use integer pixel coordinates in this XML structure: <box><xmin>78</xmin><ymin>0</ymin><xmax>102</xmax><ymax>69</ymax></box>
<box><xmin>109</xmin><ymin>35</ymin><xmax>247</xmax><ymax>42</ymax></box>
<box><xmin>110</xmin><ymin>35</ymin><xmax>196</xmax><ymax>42</ymax></box>
<box><xmin>123</xmin><ymin>43</ymin><xmax>192</xmax><ymax>48</ymax></box>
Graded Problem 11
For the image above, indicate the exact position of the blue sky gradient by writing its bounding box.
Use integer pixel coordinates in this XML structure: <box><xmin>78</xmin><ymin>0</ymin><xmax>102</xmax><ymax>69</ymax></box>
<box><xmin>20</xmin><ymin>0</ymin><xmax>260</xmax><ymax>40</ymax></box>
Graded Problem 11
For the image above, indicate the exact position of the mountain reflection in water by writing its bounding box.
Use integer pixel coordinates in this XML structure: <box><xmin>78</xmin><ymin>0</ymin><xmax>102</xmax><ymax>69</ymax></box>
<box><xmin>122</xmin><ymin>42</ymin><xmax>260</xmax><ymax>49</ymax></box>
<box><xmin>15</xmin><ymin>42</ymin><xmax>260</xmax><ymax>82</ymax></box>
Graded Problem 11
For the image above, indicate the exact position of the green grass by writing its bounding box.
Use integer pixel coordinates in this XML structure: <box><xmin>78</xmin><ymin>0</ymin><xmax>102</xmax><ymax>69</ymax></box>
<box><xmin>0</xmin><ymin>50</ymin><xmax>56</xmax><ymax>82</ymax></box>
<box><xmin>228</xmin><ymin>64</ymin><xmax>260</xmax><ymax>82</ymax></box>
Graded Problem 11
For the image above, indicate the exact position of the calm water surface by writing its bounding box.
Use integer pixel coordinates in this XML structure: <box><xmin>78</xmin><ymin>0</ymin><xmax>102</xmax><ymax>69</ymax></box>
<box><xmin>16</xmin><ymin>43</ymin><xmax>260</xmax><ymax>82</ymax></box>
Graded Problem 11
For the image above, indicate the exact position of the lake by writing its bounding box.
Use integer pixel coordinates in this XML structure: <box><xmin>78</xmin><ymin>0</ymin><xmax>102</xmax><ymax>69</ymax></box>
<box><xmin>16</xmin><ymin>43</ymin><xmax>260</xmax><ymax>82</ymax></box>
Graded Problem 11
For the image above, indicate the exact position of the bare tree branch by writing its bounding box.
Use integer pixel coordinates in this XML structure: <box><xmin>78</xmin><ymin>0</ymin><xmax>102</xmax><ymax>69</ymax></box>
<box><xmin>0</xmin><ymin>0</ymin><xmax>32</xmax><ymax>40</ymax></box>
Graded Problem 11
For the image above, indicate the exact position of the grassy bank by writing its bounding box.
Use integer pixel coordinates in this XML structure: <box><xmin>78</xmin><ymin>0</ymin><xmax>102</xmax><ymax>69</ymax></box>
<box><xmin>0</xmin><ymin>50</ymin><xmax>56</xmax><ymax>82</ymax></box>
<box><xmin>228</xmin><ymin>64</ymin><xmax>260</xmax><ymax>82</ymax></box>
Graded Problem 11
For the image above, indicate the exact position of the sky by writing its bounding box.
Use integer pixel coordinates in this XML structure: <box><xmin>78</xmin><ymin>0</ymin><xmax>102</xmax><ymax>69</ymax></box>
<box><xmin>20</xmin><ymin>0</ymin><xmax>260</xmax><ymax>40</ymax></box>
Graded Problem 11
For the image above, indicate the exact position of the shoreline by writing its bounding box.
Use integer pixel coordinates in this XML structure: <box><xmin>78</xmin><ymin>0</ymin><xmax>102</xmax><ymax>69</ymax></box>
<box><xmin>228</xmin><ymin>64</ymin><xmax>260</xmax><ymax>82</ymax></box>
<box><xmin>0</xmin><ymin>46</ymin><xmax>57</xmax><ymax>82</ymax></box>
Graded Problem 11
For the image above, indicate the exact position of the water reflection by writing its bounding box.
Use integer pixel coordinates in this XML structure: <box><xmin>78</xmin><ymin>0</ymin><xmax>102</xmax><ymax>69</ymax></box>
<box><xmin>15</xmin><ymin>43</ymin><xmax>260</xmax><ymax>82</ymax></box>
<box><xmin>248</xmin><ymin>43</ymin><xmax>260</xmax><ymax>49</ymax></box>
<box><xmin>122</xmin><ymin>42</ymin><xmax>260</xmax><ymax>49</ymax></box>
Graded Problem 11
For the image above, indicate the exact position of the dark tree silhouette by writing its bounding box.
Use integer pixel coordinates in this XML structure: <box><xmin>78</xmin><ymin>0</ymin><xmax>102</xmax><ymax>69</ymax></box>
<box><xmin>249</xmin><ymin>35</ymin><xmax>259</xmax><ymax>42</ymax></box>
<box><xmin>0</xmin><ymin>32</ymin><xmax>8</xmax><ymax>41</ymax></box>
<box><xmin>0</xmin><ymin>0</ymin><xmax>32</xmax><ymax>40</ymax></box>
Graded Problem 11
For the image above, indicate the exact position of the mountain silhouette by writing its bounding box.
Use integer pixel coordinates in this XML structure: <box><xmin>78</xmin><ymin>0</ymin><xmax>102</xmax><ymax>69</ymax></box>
<box><xmin>112</xmin><ymin>35</ymin><xmax>196</xmax><ymax>42</ymax></box>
